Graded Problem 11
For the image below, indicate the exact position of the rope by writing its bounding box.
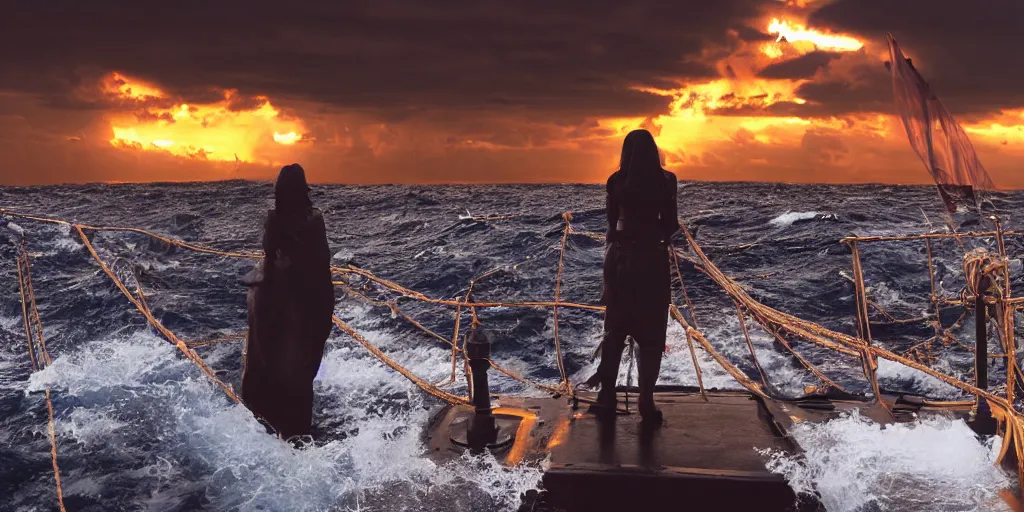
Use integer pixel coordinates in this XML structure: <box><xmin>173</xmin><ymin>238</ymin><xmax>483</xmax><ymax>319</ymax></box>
<box><xmin>925</xmin><ymin>239</ymin><xmax>944</xmax><ymax>341</ymax></box>
<box><xmin>8</xmin><ymin>206</ymin><xmax>1024</xmax><ymax>490</ymax></box>
<box><xmin>551</xmin><ymin>212</ymin><xmax>573</xmax><ymax>397</ymax></box>
<box><xmin>735</xmin><ymin>302</ymin><xmax>773</xmax><ymax>390</ymax></box>
<box><xmin>669</xmin><ymin>306</ymin><xmax>768</xmax><ymax>399</ymax></box>
<box><xmin>331</xmin><ymin>316</ymin><xmax>469</xmax><ymax>405</ymax></box>
<box><xmin>339</xmin><ymin>266</ymin><xmax>605</xmax><ymax>311</ymax></box>
<box><xmin>490</xmin><ymin>360</ymin><xmax>562</xmax><ymax>395</ymax></box>
<box><xmin>766</xmin><ymin>325</ymin><xmax>850</xmax><ymax>394</ymax></box>
<box><xmin>45</xmin><ymin>389</ymin><xmax>67</xmax><ymax>512</ymax></box>
<box><xmin>841</xmin><ymin>230</ymin><xmax>1024</xmax><ymax>243</ymax></box>
<box><xmin>682</xmin><ymin>327</ymin><xmax>710</xmax><ymax>402</ymax></box>
<box><xmin>16</xmin><ymin>249</ymin><xmax>40</xmax><ymax>371</ymax></box>
<box><xmin>184</xmin><ymin>333</ymin><xmax>248</xmax><ymax>348</ymax></box>
<box><xmin>849</xmin><ymin>241</ymin><xmax>874</xmax><ymax>346</ymax></box>
<box><xmin>671</xmin><ymin>246</ymin><xmax>700</xmax><ymax>329</ymax></box>
<box><xmin>15</xmin><ymin>245</ymin><xmax>67</xmax><ymax>511</ymax></box>
<box><xmin>993</xmin><ymin>217</ymin><xmax>1020</xmax><ymax>405</ymax></box>
<box><xmin>73</xmin><ymin>225</ymin><xmax>242</xmax><ymax>404</ymax></box>
<box><xmin>669</xmin><ymin>249</ymin><xmax>709</xmax><ymax>401</ymax></box>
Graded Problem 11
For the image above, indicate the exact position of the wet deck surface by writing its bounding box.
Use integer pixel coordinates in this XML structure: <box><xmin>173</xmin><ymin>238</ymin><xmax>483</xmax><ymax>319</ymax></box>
<box><xmin>425</xmin><ymin>387</ymin><xmax>980</xmax><ymax>511</ymax></box>
<box><xmin>547</xmin><ymin>391</ymin><xmax>792</xmax><ymax>475</ymax></box>
<box><xmin>536</xmin><ymin>390</ymin><xmax>812</xmax><ymax>511</ymax></box>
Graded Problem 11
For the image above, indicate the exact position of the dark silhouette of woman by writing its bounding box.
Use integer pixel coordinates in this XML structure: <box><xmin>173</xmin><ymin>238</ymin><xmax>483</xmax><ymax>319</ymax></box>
<box><xmin>243</xmin><ymin>164</ymin><xmax>335</xmax><ymax>440</ymax></box>
<box><xmin>588</xmin><ymin>129</ymin><xmax>679</xmax><ymax>426</ymax></box>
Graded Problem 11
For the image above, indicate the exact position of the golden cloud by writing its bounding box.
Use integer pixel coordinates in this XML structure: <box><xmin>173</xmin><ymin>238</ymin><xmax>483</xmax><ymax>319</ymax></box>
<box><xmin>102</xmin><ymin>72</ymin><xmax>308</xmax><ymax>163</ymax></box>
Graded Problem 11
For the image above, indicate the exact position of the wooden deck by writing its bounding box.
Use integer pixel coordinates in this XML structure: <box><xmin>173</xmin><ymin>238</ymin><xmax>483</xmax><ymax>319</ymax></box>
<box><xmin>425</xmin><ymin>388</ymin><xmax>834</xmax><ymax>511</ymax></box>
<box><xmin>540</xmin><ymin>390</ymin><xmax>813</xmax><ymax>511</ymax></box>
<box><xmin>423</xmin><ymin>386</ymin><xmax>981</xmax><ymax>511</ymax></box>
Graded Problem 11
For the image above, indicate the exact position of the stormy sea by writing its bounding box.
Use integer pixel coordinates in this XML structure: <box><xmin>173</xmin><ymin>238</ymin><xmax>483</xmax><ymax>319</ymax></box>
<box><xmin>0</xmin><ymin>181</ymin><xmax>1020</xmax><ymax>512</ymax></box>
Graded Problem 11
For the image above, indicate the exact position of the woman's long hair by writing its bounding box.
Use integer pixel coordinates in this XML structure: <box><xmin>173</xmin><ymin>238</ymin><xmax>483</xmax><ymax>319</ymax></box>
<box><xmin>618</xmin><ymin>129</ymin><xmax>667</xmax><ymax>205</ymax></box>
<box><xmin>274</xmin><ymin>163</ymin><xmax>313</xmax><ymax>216</ymax></box>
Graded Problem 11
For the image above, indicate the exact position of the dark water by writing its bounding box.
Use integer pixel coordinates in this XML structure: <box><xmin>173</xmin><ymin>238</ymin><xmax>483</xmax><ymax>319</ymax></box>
<box><xmin>0</xmin><ymin>181</ymin><xmax>1019</xmax><ymax>511</ymax></box>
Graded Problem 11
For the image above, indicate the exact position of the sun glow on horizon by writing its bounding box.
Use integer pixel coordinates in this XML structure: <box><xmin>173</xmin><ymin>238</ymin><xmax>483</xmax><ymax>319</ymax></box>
<box><xmin>103</xmin><ymin>72</ymin><xmax>308</xmax><ymax>163</ymax></box>
<box><xmin>273</xmin><ymin>131</ymin><xmax>302</xmax><ymax>144</ymax></box>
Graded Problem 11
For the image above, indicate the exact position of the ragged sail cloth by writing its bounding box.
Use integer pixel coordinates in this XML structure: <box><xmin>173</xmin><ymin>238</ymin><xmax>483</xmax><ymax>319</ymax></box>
<box><xmin>887</xmin><ymin>33</ymin><xmax>995</xmax><ymax>213</ymax></box>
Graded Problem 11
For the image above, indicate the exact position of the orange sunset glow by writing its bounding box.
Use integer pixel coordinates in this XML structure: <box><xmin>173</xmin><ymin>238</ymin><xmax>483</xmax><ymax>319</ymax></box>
<box><xmin>103</xmin><ymin>73</ymin><xmax>307</xmax><ymax>164</ymax></box>
<box><xmin>1</xmin><ymin>0</ymin><xmax>1020</xmax><ymax>186</ymax></box>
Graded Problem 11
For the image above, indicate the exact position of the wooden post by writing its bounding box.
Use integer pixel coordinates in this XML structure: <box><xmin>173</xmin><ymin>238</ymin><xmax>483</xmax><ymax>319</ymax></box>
<box><xmin>970</xmin><ymin>264</ymin><xmax>997</xmax><ymax>435</ymax></box>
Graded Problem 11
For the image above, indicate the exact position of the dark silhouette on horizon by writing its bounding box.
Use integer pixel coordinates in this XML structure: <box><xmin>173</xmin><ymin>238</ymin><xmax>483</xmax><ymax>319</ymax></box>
<box><xmin>587</xmin><ymin>129</ymin><xmax>679</xmax><ymax>427</ymax></box>
<box><xmin>242</xmin><ymin>163</ymin><xmax>335</xmax><ymax>440</ymax></box>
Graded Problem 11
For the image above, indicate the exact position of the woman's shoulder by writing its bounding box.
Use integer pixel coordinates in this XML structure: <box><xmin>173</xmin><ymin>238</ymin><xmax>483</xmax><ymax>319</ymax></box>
<box><xmin>662</xmin><ymin>170</ymin><xmax>678</xmax><ymax>186</ymax></box>
<box><xmin>606</xmin><ymin>170</ymin><xmax>625</xmax><ymax>192</ymax></box>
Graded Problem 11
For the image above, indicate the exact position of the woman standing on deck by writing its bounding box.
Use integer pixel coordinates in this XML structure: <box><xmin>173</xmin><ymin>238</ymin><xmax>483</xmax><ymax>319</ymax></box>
<box><xmin>587</xmin><ymin>129</ymin><xmax>679</xmax><ymax>427</ymax></box>
<box><xmin>243</xmin><ymin>164</ymin><xmax>335</xmax><ymax>441</ymax></box>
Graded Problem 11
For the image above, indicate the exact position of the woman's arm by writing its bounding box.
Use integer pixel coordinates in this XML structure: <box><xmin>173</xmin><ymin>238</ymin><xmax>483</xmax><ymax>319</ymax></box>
<box><xmin>606</xmin><ymin>175</ymin><xmax>620</xmax><ymax>240</ymax></box>
<box><xmin>262</xmin><ymin>212</ymin><xmax>278</xmax><ymax>273</ymax></box>
<box><xmin>311</xmin><ymin>212</ymin><xmax>336</xmax><ymax>338</ymax></box>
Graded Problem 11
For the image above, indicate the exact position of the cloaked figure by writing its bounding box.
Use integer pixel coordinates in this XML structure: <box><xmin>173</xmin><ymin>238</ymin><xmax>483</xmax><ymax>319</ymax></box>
<box><xmin>242</xmin><ymin>164</ymin><xmax>335</xmax><ymax>440</ymax></box>
<box><xmin>587</xmin><ymin>129</ymin><xmax>679</xmax><ymax>427</ymax></box>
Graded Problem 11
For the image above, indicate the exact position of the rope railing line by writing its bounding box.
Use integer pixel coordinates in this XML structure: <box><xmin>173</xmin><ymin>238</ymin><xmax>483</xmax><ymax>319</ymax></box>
<box><xmin>846</xmin><ymin>240</ymin><xmax>893</xmax><ymax>418</ymax></box>
<box><xmin>669</xmin><ymin>305</ymin><xmax>768</xmax><ymax>399</ymax></box>
<box><xmin>339</xmin><ymin>281</ymin><xmax>457</xmax><ymax>349</ymax></box>
<box><xmin>679</xmin><ymin>214</ymin><xmax>1024</xmax><ymax>432</ymax></box>
<box><xmin>73</xmin><ymin>225</ymin><xmax>242</xmax><ymax>404</ymax></box>
<box><xmin>765</xmin><ymin>324</ymin><xmax>851</xmax><ymax>394</ymax></box>
<box><xmin>682</xmin><ymin>329</ymin><xmax>709</xmax><ymax>403</ymax></box>
<box><xmin>489</xmin><ymin>361</ymin><xmax>562</xmax><ymax>395</ymax></box>
<box><xmin>16</xmin><ymin>251</ymin><xmax>40</xmax><ymax>372</ymax></box>
<box><xmin>9</xmin><ymin>206</ymin><xmax>1024</xmax><ymax>487</ymax></box>
<box><xmin>451</xmin><ymin>301</ymin><xmax>465</xmax><ymax>387</ymax></box>
<box><xmin>735</xmin><ymin>302</ymin><xmax>773</xmax><ymax>391</ymax></box>
<box><xmin>677</xmin><ymin>218</ymin><xmax>1019</xmax><ymax>415</ymax></box>
<box><xmin>22</xmin><ymin>249</ymin><xmax>52</xmax><ymax>367</ymax></box>
<box><xmin>867</xmin><ymin>300</ymin><xmax>931</xmax><ymax>325</ymax></box>
<box><xmin>0</xmin><ymin>208</ymin><xmax>261</xmax><ymax>259</ymax></box>
<box><xmin>15</xmin><ymin>246</ymin><xmax>67</xmax><ymax>512</ymax></box>
<box><xmin>183</xmin><ymin>333</ymin><xmax>248</xmax><ymax>348</ymax></box>
<box><xmin>45</xmin><ymin>388</ymin><xmax>68</xmax><ymax>512</ymax></box>
<box><xmin>331</xmin><ymin>316</ymin><xmax>469</xmax><ymax>405</ymax></box>
<box><xmin>841</xmin><ymin>230</ymin><xmax>1023</xmax><ymax>243</ymax></box>
<box><xmin>925</xmin><ymin>239</ymin><xmax>945</xmax><ymax>341</ymax></box>
<box><xmin>993</xmin><ymin>217</ymin><xmax>1020</xmax><ymax>406</ymax></box>
<box><xmin>848</xmin><ymin>241</ymin><xmax>874</xmax><ymax>347</ymax></box>
<box><xmin>671</xmin><ymin>246</ymin><xmax>700</xmax><ymax>330</ymax></box>
<box><xmin>669</xmin><ymin>249</ymin><xmax>709</xmax><ymax>401</ymax></box>
<box><xmin>337</xmin><ymin>267</ymin><xmax>606</xmax><ymax>312</ymax></box>
<box><xmin>551</xmin><ymin>212</ymin><xmax>573</xmax><ymax>397</ymax></box>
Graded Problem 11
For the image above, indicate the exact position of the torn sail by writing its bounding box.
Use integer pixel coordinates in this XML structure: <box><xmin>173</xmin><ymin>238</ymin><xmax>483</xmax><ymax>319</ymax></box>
<box><xmin>887</xmin><ymin>33</ymin><xmax>994</xmax><ymax>213</ymax></box>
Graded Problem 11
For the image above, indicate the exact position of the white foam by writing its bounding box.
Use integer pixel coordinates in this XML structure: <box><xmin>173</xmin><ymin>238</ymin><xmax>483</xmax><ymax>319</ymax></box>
<box><xmin>770</xmin><ymin>211</ymin><xmax>820</xmax><ymax>228</ymax></box>
<box><xmin>566</xmin><ymin>317</ymin><xmax>748</xmax><ymax>391</ymax></box>
<box><xmin>867</xmin><ymin>281</ymin><xmax>914</xmax><ymax>310</ymax></box>
<box><xmin>7</xmin><ymin>221</ymin><xmax>25</xmax><ymax>236</ymax></box>
<box><xmin>52</xmin><ymin>235</ymin><xmax>84</xmax><ymax>254</ymax></box>
<box><xmin>761</xmin><ymin>411</ymin><xmax>1012</xmax><ymax>512</ymax></box>
<box><xmin>876</xmin><ymin>358</ymin><xmax>963</xmax><ymax>400</ymax></box>
<box><xmin>27</xmin><ymin>328</ymin><xmax>542</xmax><ymax>511</ymax></box>
<box><xmin>332</xmin><ymin>249</ymin><xmax>355</xmax><ymax>261</ymax></box>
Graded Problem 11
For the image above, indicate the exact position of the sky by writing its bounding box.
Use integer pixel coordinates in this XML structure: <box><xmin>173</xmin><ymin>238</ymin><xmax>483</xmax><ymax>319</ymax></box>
<box><xmin>1</xmin><ymin>0</ymin><xmax>1022</xmax><ymax>187</ymax></box>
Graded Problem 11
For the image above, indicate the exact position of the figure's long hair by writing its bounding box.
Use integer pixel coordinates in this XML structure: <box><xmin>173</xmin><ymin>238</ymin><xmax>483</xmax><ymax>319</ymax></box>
<box><xmin>618</xmin><ymin>129</ymin><xmax>667</xmax><ymax>205</ymax></box>
<box><xmin>274</xmin><ymin>163</ymin><xmax>313</xmax><ymax>216</ymax></box>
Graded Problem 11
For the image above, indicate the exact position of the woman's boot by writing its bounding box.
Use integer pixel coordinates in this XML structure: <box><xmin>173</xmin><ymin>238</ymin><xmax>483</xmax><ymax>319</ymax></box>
<box><xmin>588</xmin><ymin>332</ymin><xmax>626</xmax><ymax>420</ymax></box>
<box><xmin>637</xmin><ymin>348</ymin><xmax>663</xmax><ymax>427</ymax></box>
